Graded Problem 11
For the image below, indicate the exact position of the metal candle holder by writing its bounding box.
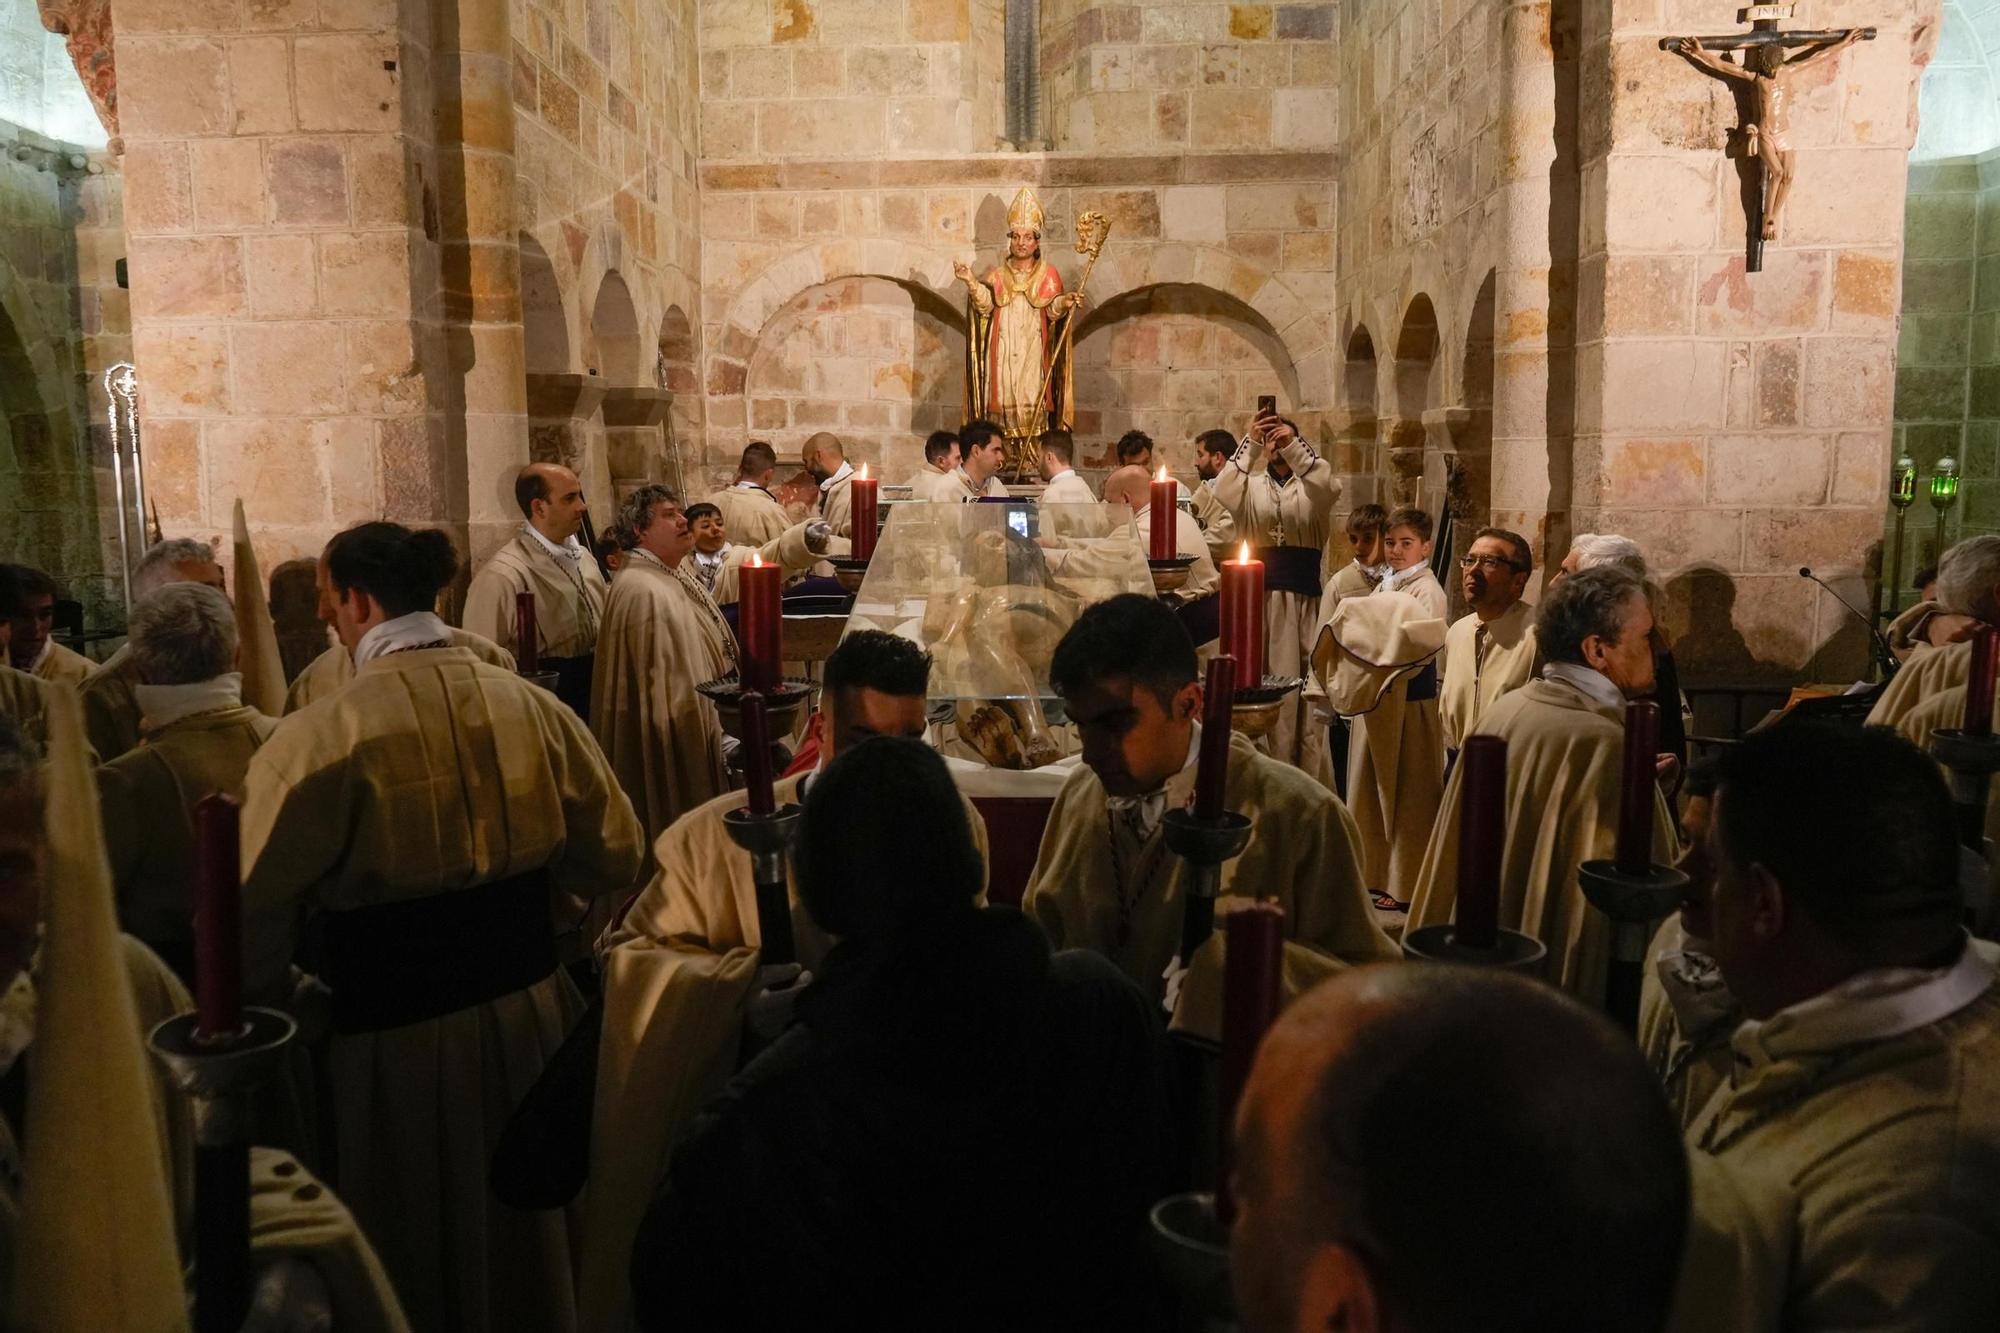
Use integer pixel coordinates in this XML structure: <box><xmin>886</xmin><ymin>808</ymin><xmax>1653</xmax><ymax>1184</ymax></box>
<box><xmin>829</xmin><ymin>556</ymin><xmax>871</xmax><ymax>595</ymax></box>
<box><xmin>1931</xmin><ymin>728</ymin><xmax>2000</xmax><ymax>856</ymax></box>
<box><xmin>1162</xmin><ymin>808</ymin><xmax>1254</xmax><ymax>964</ymax></box>
<box><xmin>1147</xmin><ymin>554</ymin><xmax>1196</xmax><ymax>596</ymax></box>
<box><xmin>1229</xmin><ymin>675</ymin><xmax>1300</xmax><ymax>740</ymax></box>
<box><xmin>1149</xmin><ymin>1192</ymin><xmax>1235</xmax><ymax>1322</ymax></box>
<box><xmin>698</xmin><ymin>676</ymin><xmax>818</xmax><ymax>742</ymax></box>
<box><xmin>1578</xmin><ymin>860</ymin><xmax>1691</xmax><ymax>1032</ymax></box>
<box><xmin>150</xmin><ymin>1007</ymin><xmax>298</xmax><ymax>1333</ymax></box>
<box><xmin>1401</xmin><ymin>922</ymin><xmax>1548</xmax><ymax>973</ymax></box>
<box><xmin>722</xmin><ymin>804</ymin><xmax>804</xmax><ymax>966</ymax></box>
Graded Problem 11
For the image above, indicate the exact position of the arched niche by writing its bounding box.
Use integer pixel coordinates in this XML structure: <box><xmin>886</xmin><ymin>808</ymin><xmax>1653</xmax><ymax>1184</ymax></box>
<box><xmin>520</xmin><ymin>232</ymin><xmax>570</xmax><ymax>377</ymax></box>
<box><xmin>1070</xmin><ymin>282</ymin><xmax>1300</xmax><ymax>463</ymax></box>
<box><xmin>588</xmin><ymin>270</ymin><xmax>642</xmax><ymax>386</ymax></box>
<box><xmin>1394</xmin><ymin>294</ymin><xmax>1442</xmax><ymax>423</ymax></box>
<box><xmin>1341</xmin><ymin>325</ymin><xmax>1380</xmax><ymax>472</ymax></box>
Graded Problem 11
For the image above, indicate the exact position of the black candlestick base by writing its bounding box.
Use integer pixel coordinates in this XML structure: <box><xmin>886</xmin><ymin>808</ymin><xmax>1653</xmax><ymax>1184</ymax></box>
<box><xmin>1579</xmin><ymin>859</ymin><xmax>1691</xmax><ymax>1032</ymax></box>
<box><xmin>698</xmin><ymin>676</ymin><xmax>818</xmax><ymax>743</ymax></box>
<box><xmin>1163</xmin><ymin>809</ymin><xmax>1254</xmax><ymax>965</ymax></box>
<box><xmin>829</xmin><ymin>556</ymin><xmax>871</xmax><ymax>594</ymax></box>
<box><xmin>1149</xmin><ymin>1192</ymin><xmax>1236</xmax><ymax>1322</ymax></box>
<box><xmin>1148</xmin><ymin>554</ymin><xmax>1196</xmax><ymax>595</ymax></box>
<box><xmin>723</xmin><ymin>804</ymin><xmax>804</xmax><ymax>967</ymax></box>
<box><xmin>1932</xmin><ymin>728</ymin><xmax>2000</xmax><ymax>852</ymax></box>
<box><xmin>1402</xmin><ymin>924</ymin><xmax>1548</xmax><ymax>975</ymax></box>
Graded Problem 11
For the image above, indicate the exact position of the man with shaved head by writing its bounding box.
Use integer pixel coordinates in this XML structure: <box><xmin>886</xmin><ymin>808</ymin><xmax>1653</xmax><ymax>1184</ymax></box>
<box><xmin>1233</xmin><ymin>965</ymin><xmax>1689</xmax><ymax>1333</ymax></box>
<box><xmin>81</xmin><ymin>536</ymin><xmax>226</xmax><ymax>759</ymax></box>
<box><xmin>1101</xmin><ymin>463</ymin><xmax>1218</xmax><ymax>607</ymax></box>
<box><xmin>702</xmin><ymin>442</ymin><xmax>791</xmax><ymax>546</ymax></box>
<box><xmin>802</xmin><ymin>432</ymin><xmax>854</xmax><ymax>537</ymax></box>
<box><xmin>462</xmin><ymin>461</ymin><xmax>608</xmax><ymax>719</ymax></box>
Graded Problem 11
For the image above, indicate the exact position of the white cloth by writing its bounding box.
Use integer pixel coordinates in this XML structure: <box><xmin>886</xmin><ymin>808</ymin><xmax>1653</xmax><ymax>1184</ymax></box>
<box><xmin>817</xmin><ymin>461</ymin><xmax>853</xmax><ymax>494</ymax></box>
<box><xmin>523</xmin><ymin>522</ymin><xmax>586</xmax><ymax>566</ymax></box>
<box><xmin>23</xmin><ymin>640</ymin><xmax>50</xmax><ymax>674</ymax></box>
<box><xmin>1102</xmin><ymin>727</ymin><xmax>1203</xmax><ymax>841</ymax></box>
<box><xmin>1541</xmin><ymin>661</ymin><xmax>1627</xmax><ymax>716</ymax></box>
<box><xmin>132</xmin><ymin>673</ymin><xmax>244</xmax><ymax>731</ymax></box>
<box><xmin>690</xmin><ymin>546</ymin><xmax>730</xmax><ymax>591</ymax></box>
<box><xmin>351</xmin><ymin>612</ymin><xmax>452</xmax><ymax>668</ymax></box>
<box><xmin>1380</xmin><ymin>562</ymin><xmax>1431</xmax><ymax>594</ymax></box>
<box><xmin>1732</xmin><ymin>935</ymin><xmax>1998</xmax><ymax>1071</ymax></box>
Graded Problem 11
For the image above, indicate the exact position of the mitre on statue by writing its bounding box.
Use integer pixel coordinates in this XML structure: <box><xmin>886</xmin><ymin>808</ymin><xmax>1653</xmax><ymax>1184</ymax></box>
<box><xmin>1007</xmin><ymin>187</ymin><xmax>1045</xmax><ymax>234</ymax></box>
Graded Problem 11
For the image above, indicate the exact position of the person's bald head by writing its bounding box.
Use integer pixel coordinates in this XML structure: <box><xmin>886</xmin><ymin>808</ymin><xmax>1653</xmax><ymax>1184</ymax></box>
<box><xmin>515</xmin><ymin>462</ymin><xmax>587</xmax><ymax>542</ymax></box>
<box><xmin>1232</xmin><ymin>966</ymin><xmax>1688</xmax><ymax>1333</ymax></box>
<box><xmin>1101</xmin><ymin>464</ymin><xmax>1152</xmax><ymax>511</ymax></box>
<box><xmin>802</xmin><ymin>432</ymin><xmax>844</xmax><ymax>481</ymax></box>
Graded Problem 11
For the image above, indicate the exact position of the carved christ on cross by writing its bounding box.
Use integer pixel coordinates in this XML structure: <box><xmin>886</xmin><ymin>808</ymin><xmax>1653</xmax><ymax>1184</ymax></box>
<box><xmin>1670</xmin><ymin>24</ymin><xmax>1867</xmax><ymax>243</ymax></box>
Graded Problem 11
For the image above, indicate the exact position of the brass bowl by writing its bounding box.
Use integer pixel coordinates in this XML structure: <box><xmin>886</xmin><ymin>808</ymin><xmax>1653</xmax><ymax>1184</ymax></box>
<box><xmin>697</xmin><ymin>676</ymin><xmax>819</xmax><ymax>742</ymax></box>
<box><xmin>1229</xmin><ymin>675</ymin><xmax>1300</xmax><ymax>739</ymax></box>
<box><xmin>1149</xmin><ymin>554</ymin><xmax>1195</xmax><ymax>595</ymax></box>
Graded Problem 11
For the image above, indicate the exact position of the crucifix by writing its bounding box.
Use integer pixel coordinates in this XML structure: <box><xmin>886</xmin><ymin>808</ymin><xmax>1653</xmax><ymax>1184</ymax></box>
<box><xmin>1662</xmin><ymin>6</ymin><xmax>1875</xmax><ymax>272</ymax></box>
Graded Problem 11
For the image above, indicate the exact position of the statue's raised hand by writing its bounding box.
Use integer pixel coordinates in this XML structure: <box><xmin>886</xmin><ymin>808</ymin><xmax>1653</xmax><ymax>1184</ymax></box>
<box><xmin>952</xmin><ymin>260</ymin><xmax>976</xmax><ymax>287</ymax></box>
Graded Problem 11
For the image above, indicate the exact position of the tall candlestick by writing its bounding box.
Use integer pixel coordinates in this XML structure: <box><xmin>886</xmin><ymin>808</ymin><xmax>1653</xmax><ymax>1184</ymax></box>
<box><xmin>514</xmin><ymin>590</ymin><xmax>539</xmax><ymax>673</ymax></box>
<box><xmin>1968</xmin><ymin>626</ymin><xmax>1999</xmax><ymax>737</ymax></box>
<box><xmin>1194</xmin><ymin>655</ymin><xmax>1237</xmax><ymax>818</ymax></box>
<box><xmin>1149</xmin><ymin>466</ymin><xmax>1177</xmax><ymax>562</ymax></box>
<box><xmin>851</xmin><ymin>464</ymin><xmax>880</xmax><ymax>563</ymax></box>
<box><xmin>192</xmin><ymin>792</ymin><xmax>244</xmax><ymax>1042</ymax></box>
<box><xmin>737</xmin><ymin>552</ymin><xmax>782</xmax><ymax>693</ymax></box>
<box><xmin>740</xmin><ymin>691</ymin><xmax>776</xmax><ymax>816</ymax></box>
<box><xmin>1216</xmin><ymin>901</ymin><xmax>1284</xmax><ymax>1226</ymax></box>
<box><xmin>1614</xmin><ymin>701</ymin><xmax>1660</xmax><ymax>877</ymax></box>
<box><xmin>1219</xmin><ymin>543</ymin><xmax>1266</xmax><ymax>685</ymax></box>
<box><xmin>1453</xmin><ymin>735</ymin><xmax>1508</xmax><ymax>950</ymax></box>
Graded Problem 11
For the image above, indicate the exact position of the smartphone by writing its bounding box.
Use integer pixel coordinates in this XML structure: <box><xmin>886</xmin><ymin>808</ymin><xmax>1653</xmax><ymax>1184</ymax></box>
<box><xmin>1256</xmin><ymin>394</ymin><xmax>1276</xmax><ymax>418</ymax></box>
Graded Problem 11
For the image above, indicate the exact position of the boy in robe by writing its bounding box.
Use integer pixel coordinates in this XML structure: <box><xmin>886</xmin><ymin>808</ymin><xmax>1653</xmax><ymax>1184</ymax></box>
<box><xmin>1208</xmin><ymin>411</ymin><xmax>1341</xmax><ymax>783</ymax></box>
<box><xmin>1318</xmin><ymin>503</ymin><xmax>1389</xmax><ymax>612</ymax></box>
<box><xmin>703</xmin><ymin>442</ymin><xmax>792</xmax><ymax>546</ymax></box>
<box><xmin>78</xmin><ymin>536</ymin><xmax>225</xmax><ymax>760</ymax></box>
<box><xmin>1678</xmin><ymin>724</ymin><xmax>2000</xmax><ymax>1330</ymax></box>
<box><xmin>0</xmin><ymin>565</ymin><xmax>92</xmax><ymax>686</ymax></box>
<box><xmin>1439</xmin><ymin>526</ymin><xmax>1538</xmax><ymax>756</ymax></box>
<box><xmin>1403</xmin><ymin>566</ymin><xmax>1678</xmax><ymax>1008</ymax></box>
<box><xmin>1023</xmin><ymin>594</ymin><xmax>1396</xmax><ymax>1039</ymax></box>
<box><xmin>1331</xmin><ymin>506</ymin><xmax>1449</xmax><ymax>905</ymax></box>
<box><xmin>241</xmin><ymin>521</ymin><xmax>645</xmax><ymax>1333</ymax></box>
<box><xmin>461</xmin><ymin>462</ymin><xmax>607</xmax><ymax>720</ymax></box>
<box><xmin>590</xmin><ymin>485</ymin><xmax>738</xmax><ymax>847</ymax></box>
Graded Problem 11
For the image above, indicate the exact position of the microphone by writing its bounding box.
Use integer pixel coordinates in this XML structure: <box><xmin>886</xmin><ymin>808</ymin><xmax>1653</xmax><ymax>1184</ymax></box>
<box><xmin>1799</xmin><ymin>567</ymin><xmax>1898</xmax><ymax>680</ymax></box>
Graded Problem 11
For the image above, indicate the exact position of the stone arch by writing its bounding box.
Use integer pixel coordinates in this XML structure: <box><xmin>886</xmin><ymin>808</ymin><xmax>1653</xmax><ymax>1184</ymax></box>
<box><xmin>1393</xmin><ymin>293</ymin><xmax>1443</xmax><ymax>423</ymax></box>
<box><xmin>1069</xmin><ymin>281</ymin><xmax>1301</xmax><ymax>453</ymax></box>
<box><xmin>657</xmin><ymin>304</ymin><xmax>698</xmax><ymax>395</ymax></box>
<box><xmin>520</xmin><ymin>231</ymin><xmax>571</xmax><ymax>376</ymax></box>
<box><xmin>0</xmin><ymin>252</ymin><xmax>93</xmax><ymax>579</ymax></box>
<box><xmin>1443</xmin><ymin>269</ymin><xmax>1499</xmax><ymax>568</ymax></box>
<box><xmin>588</xmin><ymin>270</ymin><xmax>643</xmax><ymax>385</ymax></box>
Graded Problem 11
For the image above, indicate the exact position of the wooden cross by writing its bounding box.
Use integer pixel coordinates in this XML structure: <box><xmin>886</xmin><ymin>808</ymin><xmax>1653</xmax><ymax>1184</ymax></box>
<box><xmin>1662</xmin><ymin>5</ymin><xmax>1876</xmax><ymax>272</ymax></box>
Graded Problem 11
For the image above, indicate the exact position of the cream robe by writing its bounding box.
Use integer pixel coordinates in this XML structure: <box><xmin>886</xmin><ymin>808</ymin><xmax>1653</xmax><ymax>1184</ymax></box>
<box><xmin>704</xmin><ymin>484</ymin><xmax>791</xmax><ymax>547</ymax></box>
<box><xmin>903</xmin><ymin>464</ymin><xmax>957</xmax><ymax>502</ymax></box>
<box><xmin>1318</xmin><ymin>580</ymin><xmax>1449</xmax><ymax>899</ymax></box>
<box><xmin>1318</xmin><ymin>559</ymin><xmax>1378</xmax><ymax>615</ymax></box>
<box><xmin>78</xmin><ymin>644</ymin><xmax>144</xmax><ymax>760</ymax></box>
<box><xmin>934</xmin><ymin>467</ymin><xmax>1011</xmax><ymax>502</ymax></box>
<box><xmin>1209</xmin><ymin>434</ymin><xmax>1341</xmax><ymax>784</ymax></box>
<box><xmin>30</xmin><ymin>641</ymin><xmax>93</xmax><ymax>687</ymax></box>
<box><xmin>817</xmin><ymin>472</ymin><xmax>853</xmax><ymax>537</ymax></box>
<box><xmin>0</xmin><ymin>665</ymin><xmax>52</xmax><ymax>750</ymax></box>
<box><xmin>1403</xmin><ymin>678</ymin><xmax>1679</xmax><ymax>1008</ymax></box>
<box><xmin>461</xmin><ymin>532</ymin><xmax>608</xmax><ymax>661</ymax></box>
<box><xmin>1189</xmin><ymin>480</ymin><xmax>1238</xmax><ymax>560</ymax></box>
<box><xmin>1637</xmin><ymin>916</ymin><xmax>1740</xmax><ymax>1131</ymax></box>
<box><xmin>1867</xmin><ymin>639</ymin><xmax>1973</xmax><ymax>735</ymax></box>
<box><xmin>1023</xmin><ymin>731</ymin><xmax>1397</xmax><ymax>1040</ymax></box>
<box><xmin>284</xmin><ymin>627</ymin><xmax>514</xmax><ymax>714</ymax></box>
<box><xmin>240</xmin><ymin>648</ymin><xmax>646</xmax><ymax>1333</ymax></box>
<box><xmin>1439</xmin><ymin>601</ymin><xmax>1538</xmax><ymax>752</ymax></box>
<box><xmin>704</xmin><ymin>522</ymin><xmax>835</xmax><ymax>606</ymax></box>
<box><xmin>583</xmin><ymin>772</ymin><xmax>991</xmax><ymax>1330</ymax></box>
<box><xmin>590</xmin><ymin>550</ymin><xmax>736</xmax><ymax>846</ymax></box>
<box><xmin>1039</xmin><ymin>469</ymin><xmax>1097</xmax><ymax>507</ymax></box>
<box><xmin>1680</xmin><ymin>944</ymin><xmax>2000</xmax><ymax>1331</ymax></box>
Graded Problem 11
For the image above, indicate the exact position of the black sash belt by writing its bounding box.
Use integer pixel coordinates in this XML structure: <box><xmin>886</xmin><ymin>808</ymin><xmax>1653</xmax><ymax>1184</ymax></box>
<box><xmin>321</xmin><ymin>870</ymin><xmax>557</xmax><ymax>1035</ymax></box>
<box><xmin>1177</xmin><ymin>593</ymin><xmax>1220</xmax><ymax>647</ymax></box>
<box><xmin>1405</xmin><ymin>662</ymin><xmax>1439</xmax><ymax>703</ymax></box>
<box><xmin>1257</xmin><ymin>545</ymin><xmax>1323</xmax><ymax>598</ymax></box>
<box><xmin>540</xmin><ymin>654</ymin><xmax>593</xmax><ymax>723</ymax></box>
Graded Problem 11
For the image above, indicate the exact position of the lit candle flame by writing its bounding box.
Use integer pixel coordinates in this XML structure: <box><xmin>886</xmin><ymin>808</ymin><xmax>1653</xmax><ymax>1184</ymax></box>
<box><xmin>858</xmin><ymin>462</ymin><xmax>869</xmax><ymax>481</ymax></box>
<box><xmin>1237</xmin><ymin>541</ymin><xmax>1251</xmax><ymax>564</ymax></box>
<box><xmin>1157</xmin><ymin>464</ymin><xmax>1169</xmax><ymax>483</ymax></box>
<box><xmin>749</xmin><ymin>550</ymin><xmax>764</xmax><ymax>568</ymax></box>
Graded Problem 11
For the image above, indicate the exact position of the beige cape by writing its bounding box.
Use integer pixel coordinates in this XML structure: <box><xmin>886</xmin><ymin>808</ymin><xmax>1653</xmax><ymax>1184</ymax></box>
<box><xmin>462</xmin><ymin>532</ymin><xmax>608</xmax><ymax>661</ymax></box>
<box><xmin>284</xmin><ymin>626</ymin><xmax>513</xmax><ymax>713</ymax></box>
<box><xmin>1439</xmin><ymin>600</ymin><xmax>1537</xmax><ymax>751</ymax></box>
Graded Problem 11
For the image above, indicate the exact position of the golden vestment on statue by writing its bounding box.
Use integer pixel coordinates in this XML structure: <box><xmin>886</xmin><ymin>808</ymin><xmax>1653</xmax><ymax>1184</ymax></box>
<box><xmin>967</xmin><ymin>259</ymin><xmax>1073</xmax><ymax>436</ymax></box>
<box><xmin>240</xmin><ymin>648</ymin><xmax>645</xmax><ymax>1333</ymax></box>
<box><xmin>1023</xmin><ymin>730</ymin><xmax>1396</xmax><ymax>1041</ymax></box>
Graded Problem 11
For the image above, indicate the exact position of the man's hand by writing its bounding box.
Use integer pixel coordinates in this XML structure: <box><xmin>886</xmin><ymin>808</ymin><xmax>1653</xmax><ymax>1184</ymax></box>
<box><xmin>1160</xmin><ymin>954</ymin><xmax>1189</xmax><ymax>1017</ymax></box>
<box><xmin>803</xmin><ymin>519</ymin><xmax>832</xmax><ymax>555</ymax></box>
<box><xmin>744</xmin><ymin>962</ymin><xmax>810</xmax><ymax>1054</ymax></box>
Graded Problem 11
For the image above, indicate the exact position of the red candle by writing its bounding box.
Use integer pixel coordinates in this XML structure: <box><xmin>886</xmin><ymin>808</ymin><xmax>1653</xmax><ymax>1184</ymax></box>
<box><xmin>1216</xmin><ymin>901</ymin><xmax>1284</xmax><ymax>1226</ymax></box>
<box><xmin>1220</xmin><ymin>543</ymin><xmax>1266</xmax><ymax>685</ymax></box>
<box><xmin>192</xmin><ymin>792</ymin><xmax>244</xmax><ymax>1042</ymax></box>
<box><xmin>1968</xmin><ymin>626</ymin><xmax>1999</xmax><ymax>737</ymax></box>
<box><xmin>737</xmin><ymin>552</ymin><xmax>782</xmax><ymax>694</ymax></box>
<box><xmin>514</xmin><ymin>590</ymin><xmax>539</xmax><ymax>673</ymax></box>
<box><xmin>740</xmin><ymin>691</ymin><xmax>776</xmax><ymax>816</ymax></box>
<box><xmin>1149</xmin><ymin>467</ymin><xmax>1177</xmax><ymax>562</ymax></box>
<box><xmin>1614</xmin><ymin>701</ymin><xmax>1660</xmax><ymax>877</ymax></box>
<box><xmin>1194</xmin><ymin>654</ymin><xmax>1238</xmax><ymax>818</ymax></box>
<box><xmin>1453</xmin><ymin>735</ymin><xmax>1508</xmax><ymax>949</ymax></box>
<box><xmin>851</xmin><ymin>464</ymin><xmax>879</xmax><ymax>563</ymax></box>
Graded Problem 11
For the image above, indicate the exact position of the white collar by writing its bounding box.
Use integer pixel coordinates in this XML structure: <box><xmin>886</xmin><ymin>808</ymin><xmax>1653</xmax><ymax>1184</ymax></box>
<box><xmin>694</xmin><ymin>544</ymin><xmax>729</xmax><ymax>566</ymax></box>
<box><xmin>1103</xmin><ymin>725</ymin><xmax>1203</xmax><ymax>836</ymax></box>
<box><xmin>627</xmin><ymin>546</ymin><xmax>686</xmax><ymax>574</ymax></box>
<box><xmin>134</xmin><ymin>673</ymin><xmax>244</xmax><ymax>730</ymax></box>
<box><xmin>733</xmin><ymin>479</ymin><xmax>770</xmax><ymax>493</ymax></box>
<box><xmin>353</xmin><ymin>611</ymin><xmax>451</xmax><ymax>667</ymax></box>
<box><xmin>818</xmin><ymin>461</ymin><xmax>853</xmax><ymax>492</ymax></box>
<box><xmin>1381</xmin><ymin>563</ymin><xmax>1431</xmax><ymax>593</ymax></box>
<box><xmin>523</xmin><ymin>522</ymin><xmax>582</xmax><ymax>563</ymax></box>
<box><xmin>23</xmin><ymin>639</ymin><xmax>52</xmax><ymax>673</ymax></box>
<box><xmin>1541</xmin><ymin>661</ymin><xmax>1627</xmax><ymax>714</ymax></box>
<box><xmin>1046</xmin><ymin>466</ymin><xmax>1074</xmax><ymax>482</ymax></box>
<box><xmin>1732</xmin><ymin>936</ymin><xmax>1998</xmax><ymax>1069</ymax></box>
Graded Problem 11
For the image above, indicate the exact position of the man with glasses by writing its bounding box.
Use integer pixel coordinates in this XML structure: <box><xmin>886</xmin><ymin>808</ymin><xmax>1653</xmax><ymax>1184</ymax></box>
<box><xmin>1440</xmin><ymin>528</ymin><xmax>1538</xmax><ymax>757</ymax></box>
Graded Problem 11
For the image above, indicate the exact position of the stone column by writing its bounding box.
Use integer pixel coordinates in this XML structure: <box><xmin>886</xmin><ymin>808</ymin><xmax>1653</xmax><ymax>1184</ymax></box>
<box><xmin>1574</xmin><ymin>2</ymin><xmax>1939</xmax><ymax>679</ymax></box>
<box><xmin>114</xmin><ymin>0</ymin><xmax>442</xmax><ymax>568</ymax></box>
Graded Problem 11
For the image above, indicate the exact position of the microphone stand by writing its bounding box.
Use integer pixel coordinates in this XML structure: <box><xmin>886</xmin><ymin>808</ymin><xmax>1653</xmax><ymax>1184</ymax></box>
<box><xmin>1799</xmin><ymin>567</ymin><xmax>1898</xmax><ymax>681</ymax></box>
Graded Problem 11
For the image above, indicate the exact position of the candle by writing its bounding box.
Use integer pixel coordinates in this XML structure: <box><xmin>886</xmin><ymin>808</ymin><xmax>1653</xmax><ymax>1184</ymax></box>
<box><xmin>1614</xmin><ymin>701</ymin><xmax>1660</xmax><ymax>877</ymax></box>
<box><xmin>1220</xmin><ymin>543</ymin><xmax>1266</xmax><ymax>685</ymax></box>
<box><xmin>1194</xmin><ymin>654</ymin><xmax>1238</xmax><ymax>818</ymax></box>
<box><xmin>1453</xmin><ymin>735</ymin><xmax>1508</xmax><ymax>950</ymax></box>
<box><xmin>1968</xmin><ymin>625</ymin><xmax>1999</xmax><ymax>737</ymax></box>
<box><xmin>737</xmin><ymin>551</ymin><xmax>782</xmax><ymax>694</ymax></box>
<box><xmin>740</xmin><ymin>691</ymin><xmax>776</xmax><ymax>816</ymax></box>
<box><xmin>514</xmin><ymin>590</ymin><xmax>539</xmax><ymax>673</ymax></box>
<box><xmin>1149</xmin><ymin>465</ymin><xmax>1177</xmax><ymax>562</ymax></box>
<box><xmin>1216</xmin><ymin>901</ymin><xmax>1284</xmax><ymax>1226</ymax></box>
<box><xmin>851</xmin><ymin>463</ymin><xmax>879</xmax><ymax>563</ymax></box>
<box><xmin>192</xmin><ymin>792</ymin><xmax>244</xmax><ymax>1042</ymax></box>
